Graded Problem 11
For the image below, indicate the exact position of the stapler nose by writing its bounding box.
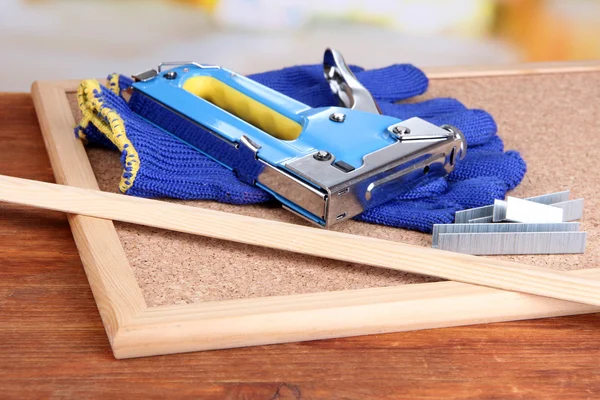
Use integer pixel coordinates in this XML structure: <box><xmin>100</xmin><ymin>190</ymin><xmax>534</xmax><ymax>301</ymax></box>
<box><xmin>441</xmin><ymin>124</ymin><xmax>467</xmax><ymax>163</ymax></box>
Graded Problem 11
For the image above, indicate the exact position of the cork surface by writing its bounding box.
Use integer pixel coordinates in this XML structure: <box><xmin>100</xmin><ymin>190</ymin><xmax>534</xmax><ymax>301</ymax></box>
<box><xmin>73</xmin><ymin>71</ymin><xmax>600</xmax><ymax>307</ymax></box>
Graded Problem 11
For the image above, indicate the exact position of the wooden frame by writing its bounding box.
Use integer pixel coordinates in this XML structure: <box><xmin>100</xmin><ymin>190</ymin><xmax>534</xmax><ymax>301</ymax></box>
<box><xmin>31</xmin><ymin>61</ymin><xmax>600</xmax><ymax>359</ymax></box>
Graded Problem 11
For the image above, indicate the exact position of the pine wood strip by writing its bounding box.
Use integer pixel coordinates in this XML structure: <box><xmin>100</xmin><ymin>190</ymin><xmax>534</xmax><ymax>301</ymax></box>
<box><xmin>423</xmin><ymin>60</ymin><xmax>600</xmax><ymax>79</ymax></box>
<box><xmin>2</xmin><ymin>173</ymin><xmax>600</xmax><ymax>308</ymax></box>
<box><xmin>118</xmin><ymin>268</ymin><xmax>600</xmax><ymax>358</ymax></box>
<box><xmin>30</xmin><ymin>82</ymin><xmax>146</xmax><ymax>343</ymax></box>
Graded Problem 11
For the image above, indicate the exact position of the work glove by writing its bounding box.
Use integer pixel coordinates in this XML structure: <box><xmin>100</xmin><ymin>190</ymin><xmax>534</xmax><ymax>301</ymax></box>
<box><xmin>75</xmin><ymin>64</ymin><xmax>526</xmax><ymax>232</ymax></box>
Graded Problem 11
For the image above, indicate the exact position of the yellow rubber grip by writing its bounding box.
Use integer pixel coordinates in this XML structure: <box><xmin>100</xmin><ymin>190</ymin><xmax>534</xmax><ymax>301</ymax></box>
<box><xmin>182</xmin><ymin>76</ymin><xmax>302</xmax><ymax>141</ymax></box>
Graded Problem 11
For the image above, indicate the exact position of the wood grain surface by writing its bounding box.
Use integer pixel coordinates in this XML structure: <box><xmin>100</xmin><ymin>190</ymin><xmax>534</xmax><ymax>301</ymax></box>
<box><xmin>5</xmin><ymin>174</ymin><xmax>600</xmax><ymax>307</ymax></box>
<box><xmin>2</xmin><ymin>93</ymin><xmax>600</xmax><ymax>399</ymax></box>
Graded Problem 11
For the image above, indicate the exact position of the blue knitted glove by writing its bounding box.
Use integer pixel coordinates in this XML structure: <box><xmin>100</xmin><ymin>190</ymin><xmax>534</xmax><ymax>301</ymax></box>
<box><xmin>76</xmin><ymin>76</ymin><xmax>270</xmax><ymax>204</ymax></box>
<box><xmin>75</xmin><ymin>64</ymin><xmax>526</xmax><ymax>232</ymax></box>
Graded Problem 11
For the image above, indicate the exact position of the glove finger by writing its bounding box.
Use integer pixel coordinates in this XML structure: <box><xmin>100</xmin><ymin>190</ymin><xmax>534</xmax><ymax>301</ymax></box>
<box><xmin>275</xmin><ymin>84</ymin><xmax>339</xmax><ymax>108</ymax></box>
<box><xmin>468</xmin><ymin>135</ymin><xmax>504</xmax><ymax>153</ymax></box>
<box><xmin>354</xmin><ymin>199</ymin><xmax>461</xmax><ymax>233</ymax></box>
<box><xmin>442</xmin><ymin>177</ymin><xmax>508</xmax><ymax>210</ymax></box>
<box><xmin>128</xmin><ymin>138</ymin><xmax>271</xmax><ymax>203</ymax></box>
<box><xmin>107</xmin><ymin>73</ymin><xmax>134</xmax><ymax>96</ymax></box>
<box><xmin>75</xmin><ymin>80</ymin><xmax>122</xmax><ymax>149</ymax></box>
<box><xmin>449</xmin><ymin>150</ymin><xmax>526</xmax><ymax>190</ymax></box>
<box><xmin>75</xmin><ymin>122</ymin><xmax>118</xmax><ymax>150</ymax></box>
<box><xmin>270</xmin><ymin>63</ymin><xmax>392</xmax><ymax>107</ymax></box>
<box><xmin>126</xmin><ymin>122</ymin><xmax>272</xmax><ymax>203</ymax></box>
<box><xmin>378</xmin><ymin>98</ymin><xmax>467</xmax><ymax>120</ymax></box>
<box><xmin>77</xmin><ymin>80</ymin><xmax>271</xmax><ymax>204</ymax></box>
<box><xmin>249</xmin><ymin>64</ymin><xmax>364</xmax><ymax>100</ymax></box>
<box><xmin>424</xmin><ymin>109</ymin><xmax>497</xmax><ymax>146</ymax></box>
<box><xmin>355</xmin><ymin>64</ymin><xmax>429</xmax><ymax>102</ymax></box>
<box><xmin>249</xmin><ymin>64</ymin><xmax>325</xmax><ymax>91</ymax></box>
<box><xmin>395</xmin><ymin>177</ymin><xmax>447</xmax><ymax>200</ymax></box>
<box><xmin>355</xmin><ymin>175</ymin><xmax>509</xmax><ymax>232</ymax></box>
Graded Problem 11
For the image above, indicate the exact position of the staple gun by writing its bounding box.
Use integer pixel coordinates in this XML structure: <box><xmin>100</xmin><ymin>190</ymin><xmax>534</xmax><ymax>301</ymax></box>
<box><xmin>130</xmin><ymin>48</ymin><xmax>466</xmax><ymax>227</ymax></box>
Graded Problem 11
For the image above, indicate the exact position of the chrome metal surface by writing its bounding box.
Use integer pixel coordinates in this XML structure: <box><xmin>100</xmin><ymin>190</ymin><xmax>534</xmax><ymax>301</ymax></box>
<box><xmin>286</xmin><ymin>117</ymin><xmax>464</xmax><ymax>225</ymax></box>
<box><xmin>288</xmin><ymin>118</ymin><xmax>455</xmax><ymax>189</ymax></box>
<box><xmin>157</xmin><ymin>62</ymin><xmax>221</xmax><ymax>72</ymax></box>
<box><xmin>387</xmin><ymin>123</ymin><xmax>450</xmax><ymax>141</ymax></box>
<box><xmin>323</xmin><ymin>48</ymin><xmax>381</xmax><ymax>114</ymax></box>
<box><xmin>255</xmin><ymin>160</ymin><xmax>327</xmax><ymax>221</ymax></box>
<box><xmin>440</xmin><ymin>125</ymin><xmax>466</xmax><ymax>163</ymax></box>
<box><xmin>391</xmin><ymin>125</ymin><xmax>411</xmax><ymax>139</ymax></box>
<box><xmin>132</xmin><ymin>69</ymin><xmax>158</xmax><ymax>82</ymax></box>
<box><xmin>392</xmin><ymin>126</ymin><xmax>410</xmax><ymax>135</ymax></box>
<box><xmin>363</xmin><ymin>155</ymin><xmax>433</xmax><ymax>202</ymax></box>
<box><xmin>437</xmin><ymin>231</ymin><xmax>587</xmax><ymax>255</ymax></box>
<box><xmin>432</xmin><ymin>222</ymin><xmax>580</xmax><ymax>248</ymax></box>
<box><xmin>329</xmin><ymin>113</ymin><xmax>346</xmax><ymax>123</ymax></box>
<box><xmin>240</xmin><ymin>135</ymin><xmax>261</xmax><ymax>153</ymax></box>
<box><xmin>313</xmin><ymin>151</ymin><xmax>332</xmax><ymax>161</ymax></box>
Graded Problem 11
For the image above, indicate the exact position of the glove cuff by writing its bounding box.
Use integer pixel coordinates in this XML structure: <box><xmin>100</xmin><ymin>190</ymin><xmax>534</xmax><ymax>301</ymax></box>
<box><xmin>75</xmin><ymin>79</ymin><xmax>141</xmax><ymax>193</ymax></box>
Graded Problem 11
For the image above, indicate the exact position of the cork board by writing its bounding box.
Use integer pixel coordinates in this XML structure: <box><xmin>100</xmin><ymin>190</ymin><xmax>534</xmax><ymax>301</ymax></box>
<box><xmin>78</xmin><ymin>71</ymin><xmax>600</xmax><ymax>306</ymax></box>
<box><xmin>32</xmin><ymin>63</ymin><xmax>600</xmax><ymax>358</ymax></box>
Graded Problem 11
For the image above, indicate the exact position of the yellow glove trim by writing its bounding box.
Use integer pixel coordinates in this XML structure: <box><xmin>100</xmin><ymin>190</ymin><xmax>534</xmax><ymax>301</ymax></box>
<box><xmin>107</xmin><ymin>73</ymin><xmax>121</xmax><ymax>96</ymax></box>
<box><xmin>76</xmin><ymin>79</ymin><xmax>140</xmax><ymax>193</ymax></box>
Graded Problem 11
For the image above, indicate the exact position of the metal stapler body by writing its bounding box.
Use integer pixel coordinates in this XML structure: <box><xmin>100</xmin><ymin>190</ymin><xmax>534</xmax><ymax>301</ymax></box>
<box><xmin>130</xmin><ymin>49</ymin><xmax>466</xmax><ymax>227</ymax></box>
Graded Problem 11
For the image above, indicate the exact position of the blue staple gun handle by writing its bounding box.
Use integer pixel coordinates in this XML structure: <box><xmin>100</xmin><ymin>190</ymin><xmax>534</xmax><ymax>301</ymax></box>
<box><xmin>130</xmin><ymin>48</ymin><xmax>466</xmax><ymax>227</ymax></box>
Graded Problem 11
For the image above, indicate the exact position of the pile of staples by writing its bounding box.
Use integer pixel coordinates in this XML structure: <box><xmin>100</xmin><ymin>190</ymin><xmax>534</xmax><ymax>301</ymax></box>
<box><xmin>432</xmin><ymin>191</ymin><xmax>586</xmax><ymax>255</ymax></box>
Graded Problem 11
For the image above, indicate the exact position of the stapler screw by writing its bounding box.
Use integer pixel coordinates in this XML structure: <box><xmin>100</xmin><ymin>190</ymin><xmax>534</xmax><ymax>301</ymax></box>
<box><xmin>392</xmin><ymin>126</ymin><xmax>411</xmax><ymax>137</ymax></box>
<box><xmin>329</xmin><ymin>113</ymin><xmax>346</xmax><ymax>123</ymax></box>
<box><xmin>164</xmin><ymin>71</ymin><xmax>178</xmax><ymax>80</ymax></box>
<box><xmin>314</xmin><ymin>150</ymin><xmax>332</xmax><ymax>161</ymax></box>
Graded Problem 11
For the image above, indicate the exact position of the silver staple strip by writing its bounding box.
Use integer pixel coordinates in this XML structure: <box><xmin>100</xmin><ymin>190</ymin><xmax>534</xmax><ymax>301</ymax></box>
<box><xmin>492</xmin><ymin>200</ymin><xmax>507</xmax><ymax>222</ymax></box>
<box><xmin>501</xmin><ymin>196</ymin><xmax>564</xmax><ymax>223</ymax></box>
<box><xmin>454</xmin><ymin>190</ymin><xmax>571</xmax><ymax>223</ymax></box>
<box><xmin>431</xmin><ymin>222</ymin><xmax>580</xmax><ymax>247</ymax></box>
<box><xmin>551</xmin><ymin>198</ymin><xmax>584</xmax><ymax>221</ymax></box>
<box><xmin>525</xmin><ymin>190</ymin><xmax>571</xmax><ymax>205</ymax></box>
<box><xmin>437</xmin><ymin>231</ymin><xmax>587</xmax><ymax>255</ymax></box>
<box><xmin>467</xmin><ymin>216</ymin><xmax>494</xmax><ymax>224</ymax></box>
<box><xmin>454</xmin><ymin>205</ymin><xmax>495</xmax><ymax>224</ymax></box>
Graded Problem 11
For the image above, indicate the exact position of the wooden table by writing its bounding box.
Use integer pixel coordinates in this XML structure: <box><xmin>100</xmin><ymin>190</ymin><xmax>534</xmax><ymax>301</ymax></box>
<box><xmin>1</xmin><ymin>92</ymin><xmax>600</xmax><ymax>399</ymax></box>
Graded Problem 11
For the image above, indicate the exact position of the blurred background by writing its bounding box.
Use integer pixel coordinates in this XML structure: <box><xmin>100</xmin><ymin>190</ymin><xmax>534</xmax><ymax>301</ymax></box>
<box><xmin>2</xmin><ymin>0</ymin><xmax>600</xmax><ymax>91</ymax></box>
